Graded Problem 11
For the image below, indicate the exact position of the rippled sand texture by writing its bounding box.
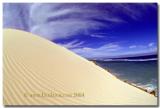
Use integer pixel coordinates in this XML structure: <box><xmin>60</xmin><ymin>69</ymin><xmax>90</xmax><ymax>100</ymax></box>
<box><xmin>3</xmin><ymin>29</ymin><xmax>157</xmax><ymax>106</ymax></box>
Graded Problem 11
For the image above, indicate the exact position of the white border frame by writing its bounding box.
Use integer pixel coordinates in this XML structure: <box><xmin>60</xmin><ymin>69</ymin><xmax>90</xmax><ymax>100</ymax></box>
<box><xmin>0</xmin><ymin>0</ymin><xmax>159</xmax><ymax>108</ymax></box>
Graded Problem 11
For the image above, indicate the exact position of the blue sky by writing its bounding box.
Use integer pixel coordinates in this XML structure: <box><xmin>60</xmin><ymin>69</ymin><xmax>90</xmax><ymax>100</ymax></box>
<box><xmin>3</xmin><ymin>3</ymin><xmax>158</xmax><ymax>59</ymax></box>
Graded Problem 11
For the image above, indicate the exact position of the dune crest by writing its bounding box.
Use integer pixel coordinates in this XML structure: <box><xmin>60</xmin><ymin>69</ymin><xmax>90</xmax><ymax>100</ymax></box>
<box><xmin>3</xmin><ymin>29</ymin><xmax>157</xmax><ymax>105</ymax></box>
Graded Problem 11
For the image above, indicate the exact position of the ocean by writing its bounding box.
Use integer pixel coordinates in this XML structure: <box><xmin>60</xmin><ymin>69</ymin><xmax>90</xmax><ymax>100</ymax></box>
<box><xmin>94</xmin><ymin>60</ymin><xmax>158</xmax><ymax>94</ymax></box>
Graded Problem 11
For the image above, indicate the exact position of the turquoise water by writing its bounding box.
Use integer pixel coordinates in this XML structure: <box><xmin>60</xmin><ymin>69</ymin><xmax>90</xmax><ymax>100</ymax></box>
<box><xmin>95</xmin><ymin>60</ymin><xmax>158</xmax><ymax>92</ymax></box>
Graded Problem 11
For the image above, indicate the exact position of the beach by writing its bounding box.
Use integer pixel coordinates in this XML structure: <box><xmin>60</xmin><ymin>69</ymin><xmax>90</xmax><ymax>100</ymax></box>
<box><xmin>3</xmin><ymin>29</ymin><xmax>157</xmax><ymax>105</ymax></box>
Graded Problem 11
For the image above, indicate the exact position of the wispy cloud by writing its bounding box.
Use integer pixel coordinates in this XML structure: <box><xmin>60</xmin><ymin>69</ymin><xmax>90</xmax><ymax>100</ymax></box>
<box><xmin>72</xmin><ymin>43</ymin><xmax>122</xmax><ymax>58</ymax></box>
<box><xmin>148</xmin><ymin>42</ymin><xmax>154</xmax><ymax>47</ymax></box>
<box><xmin>148</xmin><ymin>42</ymin><xmax>157</xmax><ymax>52</ymax></box>
<box><xmin>3</xmin><ymin>3</ymin><xmax>30</xmax><ymax>30</ymax></box>
<box><xmin>90</xmin><ymin>34</ymin><xmax>105</xmax><ymax>38</ymax></box>
<box><xmin>30</xmin><ymin>19</ymin><xmax>106</xmax><ymax>40</ymax></box>
<box><xmin>126</xmin><ymin>42</ymin><xmax>157</xmax><ymax>56</ymax></box>
<box><xmin>29</xmin><ymin>4</ymin><xmax>123</xmax><ymax>40</ymax></box>
<box><xmin>71</xmin><ymin>42</ymin><xmax>157</xmax><ymax>58</ymax></box>
<box><xmin>129</xmin><ymin>45</ymin><xmax>136</xmax><ymax>48</ymax></box>
<box><xmin>129</xmin><ymin>42</ymin><xmax>156</xmax><ymax>49</ymax></box>
<box><xmin>4</xmin><ymin>3</ymin><xmax>156</xmax><ymax>40</ymax></box>
<box><xmin>58</xmin><ymin>40</ymin><xmax>84</xmax><ymax>49</ymax></box>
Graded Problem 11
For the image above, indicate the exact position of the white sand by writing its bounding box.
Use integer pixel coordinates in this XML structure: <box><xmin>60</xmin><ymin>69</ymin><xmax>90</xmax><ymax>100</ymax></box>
<box><xmin>3</xmin><ymin>29</ymin><xmax>157</xmax><ymax>105</ymax></box>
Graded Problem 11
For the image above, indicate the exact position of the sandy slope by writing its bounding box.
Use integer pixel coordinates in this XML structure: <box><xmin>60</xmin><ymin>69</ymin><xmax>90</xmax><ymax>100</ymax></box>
<box><xmin>3</xmin><ymin>29</ymin><xmax>157</xmax><ymax>105</ymax></box>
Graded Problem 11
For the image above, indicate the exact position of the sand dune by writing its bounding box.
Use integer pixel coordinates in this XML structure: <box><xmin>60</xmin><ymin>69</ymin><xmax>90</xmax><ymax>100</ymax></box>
<box><xmin>3</xmin><ymin>29</ymin><xmax>157</xmax><ymax>105</ymax></box>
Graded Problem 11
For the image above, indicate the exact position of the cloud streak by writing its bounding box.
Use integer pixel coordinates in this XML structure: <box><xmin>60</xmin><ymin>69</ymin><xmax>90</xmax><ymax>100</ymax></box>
<box><xmin>71</xmin><ymin>43</ymin><xmax>122</xmax><ymax>58</ymax></box>
<box><xmin>71</xmin><ymin>42</ymin><xmax>157</xmax><ymax>59</ymax></box>
<box><xmin>29</xmin><ymin>3</ymin><xmax>122</xmax><ymax>40</ymax></box>
<box><xmin>58</xmin><ymin>40</ymin><xmax>85</xmax><ymax>49</ymax></box>
<box><xmin>129</xmin><ymin>45</ymin><xmax>136</xmax><ymax>48</ymax></box>
<box><xmin>3</xmin><ymin>3</ymin><xmax>156</xmax><ymax>40</ymax></box>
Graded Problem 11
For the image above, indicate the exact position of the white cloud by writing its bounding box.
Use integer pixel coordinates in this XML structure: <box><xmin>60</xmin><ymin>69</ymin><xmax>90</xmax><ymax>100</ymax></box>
<box><xmin>71</xmin><ymin>43</ymin><xmax>122</xmax><ymax>58</ymax></box>
<box><xmin>58</xmin><ymin>40</ymin><xmax>84</xmax><ymax>49</ymax></box>
<box><xmin>148</xmin><ymin>42</ymin><xmax>154</xmax><ymax>47</ymax></box>
<box><xmin>129</xmin><ymin>45</ymin><xmax>136</xmax><ymax>48</ymax></box>
<box><xmin>4</xmin><ymin>4</ymin><xmax>155</xmax><ymax>41</ymax></box>
<box><xmin>71</xmin><ymin>42</ymin><xmax>157</xmax><ymax>58</ymax></box>
<box><xmin>30</xmin><ymin>19</ymin><xmax>105</xmax><ymax>40</ymax></box>
<box><xmin>129</xmin><ymin>43</ymin><xmax>156</xmax><ymax>49</ymax></box>
<box><xmin>90</xmin><ymin>34</ymin><xmax>105</xmax><ymax>38</ymax></box>
<box><xmin>29</xmin><ymin>4</ymin><xmax>126</xmax><ymax>40</ymax></box>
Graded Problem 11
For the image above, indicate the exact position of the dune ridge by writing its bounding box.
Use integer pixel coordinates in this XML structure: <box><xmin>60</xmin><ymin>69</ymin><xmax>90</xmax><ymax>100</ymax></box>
<box><xmin>3</xmin><ymin>29</ymin><xmax>157</xmax><ymax>105</ymax></box>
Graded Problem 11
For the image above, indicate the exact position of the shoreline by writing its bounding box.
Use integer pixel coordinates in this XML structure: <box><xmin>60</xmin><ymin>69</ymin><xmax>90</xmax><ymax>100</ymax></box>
<box><xmin>123</xmin><ymin>80</ymin><xmax>157</xmax><ymax>97</ymax></box>
<box><xmin>90</xmin><ymin>60</ymin><xmax>157</xmax><ymax>97</ymax></box>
